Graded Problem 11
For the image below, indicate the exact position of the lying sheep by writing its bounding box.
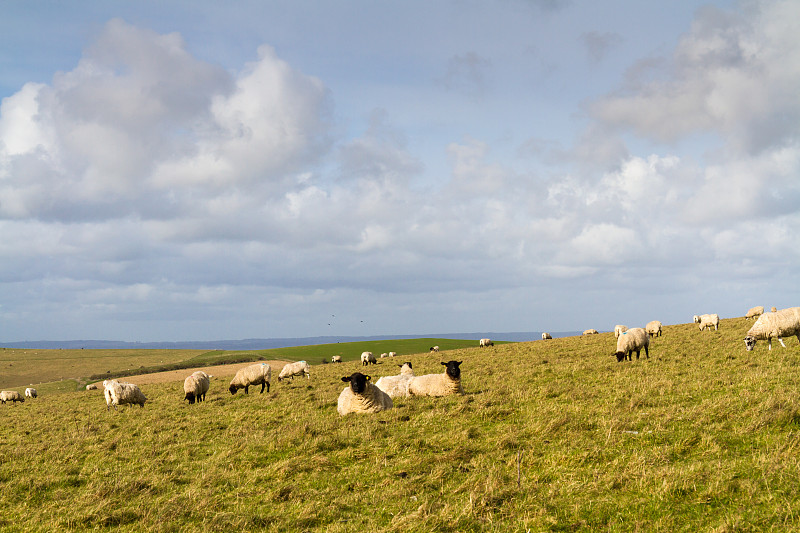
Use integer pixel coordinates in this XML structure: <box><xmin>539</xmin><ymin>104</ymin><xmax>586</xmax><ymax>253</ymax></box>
<box><xmin>0</xmin><ymin>391</ymin><xmax>24</xmax><ymax>404</ymax></box>
<box><xmin>746</xmin><ymin>306</ymin><xmax>764</xmax><ymax>320</ymax></box>
<box><xmin>229</xmin><ymin>363</ymin><xmax>271</xmax><ymax>394</ymax></box>
<box><xmin>25</xmin><ymin>388</ymin><xmax>37</xmax><ymax>399</ymax></box>
<box><xmin>374</xmin><ymin>362</ymin><xmax>415</xmax><ymax>398</ymax></box>
<box><xmin>337</xmin><ymin>372</ymin><xmax>393</xmax><ymax>415</ymax></box>
<box><xmin>360</xmin><ymin>352</ymin><xmax>376</xmax><ymax>366</ymax></box>
<box><xmin>645</xmin><ymin>320</ymin><xmax>662</xmax><ymax>338</ymax></box>
<box><xmin>102</xmin><ymin>380</ymin><xmax>147</xmax><ymax>410</ymax></box>
<box><xmin>583</xmin><ymin>329</ymin><xmax>599</xmax><ymax>335</ymax></box>
<box><xmin>542</xmin><ymin>332</ymin><xmax>552</xmax><ymax>340</ymax></box>
<box><xmin>614</xmin><ymin>328</ymin><xmax>650</xmax><ymax>362</ymax></box>
<box><xmin>408</xmin><ymin>361</ymin><xmax>464</xmax><ymax>397</ymax></box>
<box><xmin>429</xmin><ymin>346</ymin><xmax>440</xmax><ymax>352</ymax></box>
<box><xmin>614</xmin><ymin>325</ymin><xmax>628</xmax><ymax>339</ymax></box>
<box><xmin>744</xmin><ymin>307</ymin><xmax>800</xmax><ymax>351</ymax></box>
<box><xmin>278</xmin><ymin>361</ymin><xmax>310</xmax><ymax>382</ymax></box>
<box><xmin>694</xmin><ymin>314</ymin><xmax>720</xmax><ymax>331</ymax></box>
<box><xmin>86</xmin><ymin>383</ymin><xmax>98</xmax><ymax>390</ymax></box>
<box><xmin>331</xmin><ymin>355</ymin><xmax>342</xmax><ymax>363</ymax></box>
<box><xmin>479</xmin><ymin>338</ymin><xmax>493</xmax><ymax>348</ymax></box>
<box><xmin>184</xmin><ymin>371</ymin><xmax>211</xmax><ymax>404</ymax></box>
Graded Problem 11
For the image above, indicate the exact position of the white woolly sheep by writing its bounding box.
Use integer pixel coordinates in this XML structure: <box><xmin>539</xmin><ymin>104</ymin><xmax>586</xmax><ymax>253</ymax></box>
<box><xmin>645</xmin><ymin>320</ymin><xmax>662</xmax><ymax>338</ymax></box>
<box><xmin>25</xmin><ymin>388</ymin><xmax>37</xmax><ymax>399</ymax></box>
<box><xmin>0</xmin><ymin>391</ymin><xmax>24</xmax><ymax>404</ymax></box>
<box><xmin>542</xmin><ymin>332</ymin><xmax>552</xmax><ymax>340</ymax></box>
<box><xmin>746</xmin><ymin>306</ymin><xmax>764</xmax><ymax>320</ymax></box>
<box><xmin>331</xmin><ymin>355</ymin><xmax>342</xmax><ymax>363</ymax></box>
<box><xmin>479</xmin><ymin>338</ymin><xmax>493</xmax><ymax>348</ymax></box>
<box><xmin>86</xmin><ymin>383</ymin><xmax>98</xmax><ymax>390</ymax></box>
<box><xmin>337</xmin><ymin>372</ymin><xmax>393</xmax><ymax>415</ymax></box>
<box><xmin>229</xmin><ymin>363</ymin><xmax>271</xmax><ymax>394</ymax></box>
<box><xmin>374</xmin><ymin>362</ymin><xmax>415</xmax><ymax>399</ymax></box>
<box><xmin>184</xmin><ymin>371</ymin><xmax>210</xmax><ymax>404</ymax></box>
<box><xmin>380</xmin><ymin>353</ymin><xmax>387</xmax><ymax>358</ymax></box>
<box><xmin>614</xmin><ymin>325</ymin><xmax>628</xmax><ymax>339</ymax></box>
<box><xmin>429</xmin><ymin>346</ymin><xmax>440</xmax><ymax>352</ymax></box>
<box><xmin>102</xmin><ymin>380</ymin><xmax>147</xmax><ymax>410</ymax></box>
<box><xmin>278</xmin><ymin>360</ymin><xmax>311</xmax><ymax>382</ymax></box>
<box><xmin>744</xmin><ymin>307</ymin><xmax>800</xmax><ymax>351</ymax></box>
<box><xmin>583</xmin><ymin>329</ymin><xmax>599</xmax><ymax>335</ymax></box>
<box><xmin>360</xmin><ymin>352</ymin><xmax>377</xmax><ymax>366</ymax></box>
<box><xmin>388</xmin><ymin>351</ymin><xmax>397</xmax><ymax>357</ymax></box>
<box><xmin>408</xmin><ymin>361</ymin><xmax>464</xmax><ymax>397</ymax></box>
<box><xmin>693</xmin><ymin>314</ymin><xmax>720</xmax><ymax>331</ymax></box>
<box><xmin>771</xmin><ymin>306</ymin><xmax>778</xmax><ymax>313</ymax></box>
<box><xmin>614</xmin><ymin>328</ymin><xmax>650</xmax><ymax>362</ymax></box>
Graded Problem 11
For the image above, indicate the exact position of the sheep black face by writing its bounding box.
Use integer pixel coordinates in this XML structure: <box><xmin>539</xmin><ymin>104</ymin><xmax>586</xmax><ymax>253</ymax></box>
<box><xmin>229</xmin><ymin>384</ymin><xmax>239</xmax><ymax>395</ymax></box>
<box><xmin>441</xmin><ymin>360</ymin><xmax>462</xmax><ymax>379</ymax></box>
<box><xmin>400</xmin><ymin>362</ymin><xmax>412</xmax><ymax>370</ymax></box>
<box><xmin>615</xmin><ymin>351</ymin><xmax>628</xmax><ymax>362</ymax></box>
<box><xmin>185</xmin><ymin>392</ymin><xmax>196</xmax><ymax>404</ymax></box>
<box><xmin>744</xmin><ymin>335</ymin><xmax>757</xmax><ymax>351</ymax></box>
<box><xmin>342</xmin><ymin>373</ymin><xmax>370</xmax><ymax>394</ymax></box>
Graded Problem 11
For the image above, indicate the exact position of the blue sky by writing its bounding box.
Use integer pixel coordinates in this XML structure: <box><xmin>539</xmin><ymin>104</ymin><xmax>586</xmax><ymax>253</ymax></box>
<box><xmin>1</xmin><ymin>0</ymin><xmax>798</xmax><ymax>342</ymax></box>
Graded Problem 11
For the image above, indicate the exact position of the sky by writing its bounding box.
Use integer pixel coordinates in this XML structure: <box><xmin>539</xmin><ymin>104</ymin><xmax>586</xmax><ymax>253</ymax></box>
<box><xmin>1</xmin><ymin>0</ymin><xmax>799</xmax><ymax>342</ymax></box>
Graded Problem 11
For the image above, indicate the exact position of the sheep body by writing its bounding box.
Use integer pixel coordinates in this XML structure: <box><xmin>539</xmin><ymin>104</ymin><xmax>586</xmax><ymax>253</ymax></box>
<box><xmin>86</xmin><ymin>384</ymin><xmax>98</xmax><ymax>390</ymax></box>
<box><xmin>645</xmin><ymin>320</ymin><xmax>662</xmax><ymax>338</ymax></box>
<box><xmin>542</xmin><ymin>332</ymin><xmax>552</xmax><ymax>340</ymax></box>
<box><xmin>331</xmin><ymin>355</ymin><xmax>342</xmax><ymax>363</ymax></box>
<box><xmin>102</xmin><ymin>380</ymin><xmax>147</xmax><ymax>410</ymax></box>
<box><xmin>184</xmin><ymin>371</ymin><xmax>210</xmax><ymax>404</ymax></box>
<box><xmin>614</xmin><ymin>325</ymin><xmax>628</xmax><ymax>338</ymax></box>
<box><xmin>277</xmin><ymin>361</ymin><xmax>310</xmax><ymax>382</ymax></box>
<box><xmin>583</xmin><ymin>329</ymin><xmax>599</xmax><ymax>335</ymax></box>
<box><xmin>746</xmin><ymin>306</ymin><xmax>764</xmax><ymax>320</ymax></box>
<box><xmin>229</xmin><ymin>363</ymin><xmax>271</xmax><ymax>394</ymax></box>
<box><xmin>429</xmin><ymin>346</ymin><xmax>440</xmax><ymax>352</ymax></box>
<box><xmin>360</xmin><ymin>352</ymin><xmax>376</xmax><ymax>366</ymax></box>
<box><xmin>374</xmin><ymin>362</ymin><xmax>415</xmax><ymax>398</ymax></box>
<box><xmin>744</xmin><ymin>307</ymin><xmax>800</xmax><ymax>351</ymax></box>
<box><xmin>337</xmin><ymin>372</ymin><xmax>393</xmax><ymax>415</ymax></box>
<box><xmin>0</xmin><ymin>391</ymin><xmax>24</xmax><ymax>404</ymax></box>
<box><xmin>479</xmin><ymin>338</ymin><xmax>493</xmax><ymax>347</ymax></box>
<box><xmin>614</xmin><ymin>328</ymin><xmax>650</xmax><ymax>362</ymax></box>
<box><xmin>694</xmin><ymin>314</ymin><xmax>720</xmax><ymax>331</ymax></box>
<box><xmin>25</xmin><ymin>388</ymin><xmax>37</xmax><ymax>398</ymax></box>
<box><xmin>408</xmin><ymin>361</ymin><xmax>464</xmax><ymax>397</ymax></box>
<box><xmin>388</xmin><ymin>351</ymin><xmax>397</xmax><ymax>357</ymax></box>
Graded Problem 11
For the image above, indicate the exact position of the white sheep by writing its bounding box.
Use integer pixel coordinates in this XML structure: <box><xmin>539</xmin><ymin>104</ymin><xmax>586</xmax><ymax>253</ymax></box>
<box><xmin>0</xmin><ymin>391</ymin><xmax>24</xmax><ymax>404</ymax></box>
<box><xmin>429</xmin><ymin>346</ymin><xmax>440</xmax><ymax>352</ymax></box>
<box><xmin>25</xmin><ymin>388</ymin><xmax>37</xmax><ymax>399</ymax></box>
<box><xmin>388</xmin><ymin>351</ymin><xmax>397</xmax><ymax>357</ymax></box>
<box><xmin>277</xmin><ymin>360</ymin><xmax>311</xmax><ymax>382</ymax></box>
<box><xmin>479</xmin><ymin>338</ymin><xmax>493</xmax><ymax>347</ymax></box>
<box><xmin>744</xmin><ymin>307</ymin><xmax>800</xmax><ymax>351</ymax></box>
<box><xmin>542</xmin><ymin>332</ymin><xmax>552</xmax><ymax>340</ymax></box>
<box><xmin>380</xmin><ymin>353</ymin><xmax>387</xmax><ymax>358</ymax></box>
<box><xmin>337</xmin><ymin>372</ymin><xmax>393</xmax><ymax>415</ymax></box>
<box><xmin>86</xmin><ymin>383</ymin><xmax>99</xmax><ymax>390</ymax></box>
<box><xmin>614</xmin><ymin>325</ymin><xmax>628</xmax><ymax>339</ymax></box>
<box><xmin>331</xmin><ymin>355</ymin><xmax>342</xmax><ymax>363</ymax></box>
<box><xmin>771</xmin><ymin>306</ymin><xmax>778</xmax><ymax>313</ymax></box>
<box><xmin>374</xmin><ymin>362</ymin><xmax>415</xmax><ymax>398</ymax></box>
<box><xmin>645</xmin><ymin>320</ymin><xmax>662</xmax><ymax>338</ymax></box>
<box><xmin>360</xmin><ymin>352</ymin><xmax>377</xmax><ymax>366</ymax></box>
<box><xmin>102</xmin><ymin>380</ymin><xmax>147</xmax><ymax>410</ymax></box>
<box><xmin>408</xmin><ymin>361</ymin><xmax>464</xmax><ymax>397</ymax></box>
<box><xmin>229</xmin><ymin>363</ymin><xmax>271</xmax><ymax>394</ymax></box>
<box><xmin>582</xmin><ymin>329</ymin><xmax>599</xmax><ymax>335</ymax></box>
<box><xmin>693</xmin><ymin>314</ymin><xmax>720</xmax><ymax>331</ymax></box>
<box><xmin>614</xmin><ymin>328</ymin><xmax>650</xmax><ymax>362</ymax></box>
<box><xmin>184</xmin><ymin>371</ymin><xmax>210</xmax><ymax>404</ymax></box>
<box><xmin>745</xmin><ymin>306</ymin><xmax>764</xmax><ymax>320</ymax></box>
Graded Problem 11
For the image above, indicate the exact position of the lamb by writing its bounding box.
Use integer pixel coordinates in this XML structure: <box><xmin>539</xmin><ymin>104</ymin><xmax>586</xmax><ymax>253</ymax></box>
<box><xmin>331</xmin><ymin>355</ymin><xmax>342</xmax><ymax>363</ymax></box>
<box><xmin>408</xmin><ymin>361</ymin><xmax>464</xmax><ymax>397</ymax></box>
<box><xmin>693</xmin><ymin>314</ymin><xmax>720</xmax><ymax>331</ymax></box>
<box><xmin>479</xmin><ymin>338</ymin><xmax>493</xmax><ymax>347</ymax></box>
<box><xmin>374</xmin><ymin>362</ymin><xmax>415</xmax><ymax>398</ymax></box>
<box><xmin>277</xmin><ymin>360</ymin><xmax>310</xmax><ymax>382</ymax></box>
<box><xmin>337</xmin><ymin>372</ymin><xmax>393</xmax><ymax>415</ymax></box>
<box><xmin>102</xmin><ymin>380</ymin><xmax>147</xmax><ymax>410</ymax></box>
<box><xmin>0</xmin><ymin>391</ymin><xmax>24</xmax><ymax>404</ymax></box>
<box><xmin>429</xmin><ymin>346</ymin><xmax>440</xmax><ymax>352</ymax></box>
<box><xmin>645</xmin><ymin>320</ymin><xmax>662</xmax><ymax>338</ymax></box>
<box><xmin>25</xmin><ymin>388</ymin><xmax>37</xmax><ymax>399</ymax></box>
<box><xmin>583</xmin><ymin>329</ymin><xmax>599</xmax><ymax>335</ymax></box>
<box><xmin>184</xmin><ymin>371</ymin><xmax>211</xmax><ymax>404</ymax></box>
<box><xmin>746</xmin><ymin>306</ymin><xmax>764</xmax><ymax>320</ymax></box>
<box><xmin>542</xmin><ymin>332</ymin><xmax>552</xmax><ymax>340</ymax></box>
<box><xmin>744</xmin><ymin>307</ymin><xmax>800</xmax><ymax>351</ymax></box>
<box><xmin>360</xmin><ymin>352</ymin><xmax>377</xmax><ymax>366</ymax></box>
<box><xmin>614</xmin><ymin>325</ymin><xmax>628</xmax><ymax>339</ymax></box>
<box><xmin>614</xmin><ymin>328</ymin><xmax>650</xmax><ymax>362</ymax></box>
<box><xmin>229</xmin><ymin>363</ymin><xmax>271</xmax><ymax>394</ymax></box>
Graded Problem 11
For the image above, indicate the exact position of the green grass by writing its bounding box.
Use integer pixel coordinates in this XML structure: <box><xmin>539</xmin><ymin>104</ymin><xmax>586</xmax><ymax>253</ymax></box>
<box><xmin>2</xmin><ymin>319</ymin><xmax>800</xmax><ymax>531</ymax></box>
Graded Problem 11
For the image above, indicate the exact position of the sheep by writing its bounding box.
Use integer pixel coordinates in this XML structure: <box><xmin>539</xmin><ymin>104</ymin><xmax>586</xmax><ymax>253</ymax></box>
<box><xmin>184</xmin><ymin>371</ymin><xmax>210</xmax><ymax>404</ymax></box>
<box><xmin>388</xmin><ymin>351</ymin><xmax>397</xmax><ymax>357</ymax></box>
<box><xmin>0</xmin><ymin>391</ymin><xmax>24</xmax><ymax>404</ymax></box>
<box><xmin>693</xmin><ymin>314</ymin><xmax>720</xmax><ymax>331</ymax></box>
<box><xmin>102</xmin><ymin>380</ymin><xmax>147</xmax><ymax>410</ymax></box>
<box><xmin>429</xmin><ymin>346</ymin><xmax>440</xmax><ymax>352</ymax></box>
<box><xmin>360</xmin><ymin>352</ymin><xmax>377</xmax><ymax>366</ymax></box>
<box><xmin>86</xmin><ymin>383</ymin><xmax>98</xmax><ymax>390</ymax></box>
<box><xmin>645</xmin><ymin>320</ymin><xmax>662</xmax><ymax>338</ymax></box>
<box><xmin>337</xmin><ymin>372</ymin><xmax>393</xmax><ymax>415</ymax></box>
<box><xmin>744</xmin><ymin>307</ymin><xmax>800</xmax><ymax>351</ymax></box>
<box><xmin>229</xmin><ymin>363</ymin><xmax>271</xmax><ymax>394</ymax></box>
<box><xmin>614</xmin><ymin>328</ymin><xmax>650</xmax><ymax>362</ymax></box>
<box><xmin>408</xmin><ymin>361</ymin><xmax>464</xmax><ymax>397</ymax></box>
<box><xmin>771</xmin><ymin>306</ymin><xmax>778</xmax><ymax>313</ymax></box>
<box><xmin>277</xmin><ymin>360</ymin><xmax>311</xmax><ymax>382</ymax></box>
<box><xmin>746</xmin><ymin>306</ymin><xmax>764</xmax><ymax>320</ymax></box>
<box><xmin>582</xmin><ymin>329</ymin><xmax>599</xmax><ymax>335</ymax></box>
<box><xmin>25</xmin><ymin>388</ymin><xmax>37</xmax><ymax>399</ymax></box>
<box><xmin>331</xmin><ymin>355</ymin><xmax>342</xmax><ymax>363</ymax></box>
<box><xmin>542</xmin><ymin>332</ymin><xmax>552</xmax><ymax>340</ymax></box>
<box><xmin>614</xmin><ymin>325</ymin><xmax>628</xmax><ymax>339</ymax></box>
<box><xmin>479</xmin><ymin>338</ymin><xmax>493</xmax><ymax>348</ymax></box>
<box><xmin>380</xmin><ymin>353</ymin><xmax>387</xmax><ymax>358</ymax></box>
<box><xmin>374</xmin><ymin>362</ymin><xmax>415</xmax><ymax>399</ymax></box>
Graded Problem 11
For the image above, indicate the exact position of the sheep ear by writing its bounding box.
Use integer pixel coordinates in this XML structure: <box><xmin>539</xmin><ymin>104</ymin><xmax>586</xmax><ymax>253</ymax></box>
<box><xmin>440</xmin><ymin>362</ymin><xmax>447</xmax><ymax>366</ymax></box>
<box><xmin>365</xmin><ymin>375</ymin><xmax>371</xmax><ymax>381</ymax></box>
<box><xmin>341</xmin><ymin>377</ymin><xmax>351</xmax><ymax>383</ymax></box>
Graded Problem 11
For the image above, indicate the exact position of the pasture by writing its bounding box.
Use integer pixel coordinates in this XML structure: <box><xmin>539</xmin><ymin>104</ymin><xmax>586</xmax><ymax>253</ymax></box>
<box><xmin>2</xmin><ymin>319</ymin><xmax>800</xmax><ymax>531</ymax></box>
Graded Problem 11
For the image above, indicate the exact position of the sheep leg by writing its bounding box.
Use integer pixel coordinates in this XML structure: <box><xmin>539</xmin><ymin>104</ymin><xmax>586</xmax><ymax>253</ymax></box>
<box><xmin>265</xmin><ymin>382</ymin><xmax>270</xmax><ymax>393</ymax></box>
<box><xmin>244</xmin><ymin>385</ymin><xmax>250</xmax><ymax>394</ymax></box>
<box><xmin>644</xmin><ymin>345</ymin><xmax>649</xmax><ymax>359</ymax></box>
<box><xmin>779</xmin><ymin>338</ymin><xmax>787</xmax><ymax>348</ymax></box>
<box><xmin>260</xmin><ymin>382</ymin><xmax>266</xmax><ymax>394</ymax></box>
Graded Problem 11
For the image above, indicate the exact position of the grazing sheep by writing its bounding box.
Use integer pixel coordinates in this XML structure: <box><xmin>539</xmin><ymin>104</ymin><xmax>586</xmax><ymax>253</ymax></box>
<box><xmin>360</xmin><ymin>352</ymin><xmax>377</xmax><ymax>366</ymax></box>
<box><xmin>645</xmin><ymin>320</ymin><xmax>662</xmax><ymax>338</ymax></box>
<box><xmin>380</xmin><ymin>353</ymin><xmax>387</xmax><ymax>358</ymax></box>
<box><xmin>746</xmin><ymin>306</ymin><xmax>764</xmax><ymax>320</ymax></box>
<box><xmin>184</xmin><ymin>371</ymin><xmax>211</xmax><ymax>404</ymax></box>
<box><xmin>337</xmin><ymin>372</ymin><xmax>393</xmax><ymax>415</ymax></box>
<box><xmin>86</xmin><ymin>383</ymin><xmax>98</xmax><ymax>390</ymax></box>
<box><xmin>229</xmin><ymin>363</ymin><xmax>272</xmax><ymax>394</ymax></box>
<box><xmin>25</xmin><ymin>388</ymin><xmax>37</xmax><ymax>399</ymax></box>
<box><xmin>331</xmin><ymin>355</ymin><xmax>342</xmax><ymax>363</ymax></box>
<box><xmin>693</xmin><ymin>314</ymin><xmax>720</xmax><ymax>331</ymax></box>
<box><xmin>614</xmin><ymin>328</ymin><xmax>650</xmax><ymax>362</ymax></box>
<box><xmin>772</xmin><ymin>306</ymin><xmax>778</xmax><ymax>313</ymax></box>
<box><xmin>614</xmin><ymin>325</ymin><xmax>628</xmax><ymax>339</ymax></box>
<box><xmin>542</xmin><ymin>332</ymin><xmax>552</xmax><ymax>340</ymax></box>
<box><xmin>583</xmin><ymin>329</ymin><xmax>599</xmax><ymax>335</ymax></box>
<box><xmin>388</xmin><ymin>351</ymin><xmax>397</xmax><ymax>357</ymax></box>
<box><xmin>277</xmin><ymin>361</ymin><xmax>311</xmax><ymax>382</ymax></box>
<box><xmin>408</xmin><ymin>361</ymin><xmax>464</xmax><ymax>397</ymax></box>
<box><xmin>744</xmin><ymin>307</ymin><xmax>800</xmax><ymax>351</ymax></box>
<box><xmin>0</xmin><ymin>391</ymin><xmax>24</xmax><ymax>404</ymax></box>
<box><xmin>429</xmin><ymin>346</ymin><xmax>440</xmax><ymax>352</ymax></box>
<box><xmin>479</xmin><ymin>338</ymin><xmax>493</xmax><ymax>348</ymax></box>
<box><xmin>374</xmin><ymin>362</ymin><xmax>415</xmax><ymax>398</ymax></box>
<box><xmin>102</xmin><ymin>380</ymin><xmax>147</xmax><ymax>410</ymax></box>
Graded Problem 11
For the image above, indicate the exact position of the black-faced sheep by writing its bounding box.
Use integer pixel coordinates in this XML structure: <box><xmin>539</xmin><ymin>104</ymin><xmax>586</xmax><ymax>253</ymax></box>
<box><xmin>744</xmin><ymin>307</ymin><xmax>800</xmax><ymax>351</ymax></box>
<box><xmin>360</xmin><ymin>352</ymin><xmax>377</xmax><ymax>366</ymax></box>
<box><xmin>408</xmin><ymin>361</ymin><xmax>464</xmax><ymax>397</ymax></box>
<box><xmin>229</xmin><ymin>363</ymin><xmax>271</xmax><ymax>394</ymax></box>
<box><xmin>645</xmin><ymin>320</ymin><xmax>662</xmax><ymax>338</ymax></box>
<box><xmin>277</xmin><ymin>361</ymin><xmax>310</xmax><ymax>382</ymax></box>
<box><xmin>614</xmin><ymin>325</ymin><xmax>628</xmax><ymax>339</ymax></box>
<box><xmin>0</xmin><ymin>391</ymin><xmax>24</xmax><ymax>404</ymax></box>
<box><xmin>479</xmin><ymin>338</ymin><xmax>493</xmax><ymax>347</ymax></box>
<box><xmin>103</xmin><ymin>380</ymin><xmax>147</xmax><ymax>410</ymax></box>
<box><xmin>25</xmin><ymin>388</ymin><xmax>37</xmax><ymax>399</ymax></box>
<box><xmin>331</xmin><ymin>355</ymin><xmax>342</xmax><ymax>363</ymax></box>
<box><xmin>614</xmin><ymin>328</ymin><xmax>650</xmax><ymax>362</ymax></box>
<box><xmin>429</xmin><ymin>346</ymin><xmax>440</xmax><ymax>352</ymax></box>
<box><xmin>184</xmin><ymin>371</ymin><xmax>210</xmax><ymax>404</ymax></box>
<box><xmin>542</xmin><ymin>332</ymin><xmax>552</xmax><ymax>340</ymax></box>
<box><xmin>374</xmin><ymin>362</ymin><xmax>414</xmax><ymax>399</ymax></box>
<box><xmin>337</xmin><ymin>372</ymin><xmax>393</xmax><ymax>415</ymax></box>
<box><xmin>694</xmin><ymin>314</ymin><xmax>720</xmax><ymax>331</ymax></box>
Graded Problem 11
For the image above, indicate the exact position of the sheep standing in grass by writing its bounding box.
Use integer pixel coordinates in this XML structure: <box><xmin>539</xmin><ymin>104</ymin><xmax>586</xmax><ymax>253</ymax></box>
<box><xmin>25</xmin><ymin>388</ymin><xmax>37</xmax><ymax>399</ymax></box>
<box><xmin>429</xmin><ymin>346</ymin><xmax>440</xmax><ymax>352</ymax></box>
<box><xmin>102</xmin><ymin>380</ymin><xmax>147</xmax><ymax>410</ymax></box>
<box><xmin>542</xmin><ymin>332</ymin><xmax>552</xmax><ymax>340</ymax></box>
<box><xmin>408</xmin><ymin>361</ymin><xmax>464</xmax><ymax>397</ymax></box>
<box><xmin>614</xmin><ymin>325</ymin><xmax>628</xmax><ymax>339</ymax></box>
<box><xmin>184</xmin><ymin>371</ymin><xmax>210</xmax><ymax>404</ymax></box>
<box><xmin>479</xmin><ymin>338</ymin><xmax>493</xmax><ymax>348</ymax></box>
<box><xmin>375</xmin><ymin>362</ymin><xmax>415</xmax><ymax>398</ymax></box>
<box><xmin>388</xmin><ymin>351</ymin><xmax>397</xmax><ymax>357</ymax></box>
<box><xmin>360</xmin><ymin>352</ymin><xmax>376</xmax><ymax>366</ymax></box>
<box><xmin>229</xmin><ymin>363</ymin><xmax>271</xmax><ymax>394</ymax></box>
<box><xmin>277</xmin><ymin>361</ymin><xmax>310</xmax><ymax>382</ymax></box>
<box><xmin>614</xmin><ymin>328</ymin><xmax>650</xmax><ymax>362</ymax></box>
<box><xmin>694</xmin><ymin>314</ymin><xmax>720</xmax><ymax>331</ymax></box>
<box><xmin>746</xmin><ymin>306</ymin><xmax>764</xmax><ymax>320</ymax></box>
<box><xmin>772</xmin><ymin>306</ymin><xmax>778</xmax><ymax>313</ymax></box>
<box><xmin>331</xmin><ymin>355</ymin><xmax>342</xmax><ymax>363</ymax></box>
<box><xmin>744</xmin><ymin>307</ymin><xmax>800</xmax><ymax>351</ymax></box>
<box><xmin>646</xmin><ymin>321</ymin><xmax>662</xmax><ymax>338</ymax></box>
<box><xmin>583</xmin><ymin>329</ymin><xmax>599</xmax><ymax>335</ymax></box>
<box><xmin>337</xmin><ymin>372</ymin><xmax>393</xmax><ymax>415</ymax></box>
<box><xmin>0</xmin><ymin>391</ymin><xmax>24</xmax><ymax>404</ymax></box>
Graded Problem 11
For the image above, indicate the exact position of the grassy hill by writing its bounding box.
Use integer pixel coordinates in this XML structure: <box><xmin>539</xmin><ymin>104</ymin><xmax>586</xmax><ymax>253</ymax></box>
<box><xmin>2</xmin><ymin>318</ymin><xmax>800</xmax><ymax>531</ymax></box>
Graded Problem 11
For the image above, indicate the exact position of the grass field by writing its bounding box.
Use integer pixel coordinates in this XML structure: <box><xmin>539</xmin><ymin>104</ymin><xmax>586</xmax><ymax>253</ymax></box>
<box><xmin>2</xmin><ymin>319</ymin><xmax>800</xmax><ymax>531</ymax></box>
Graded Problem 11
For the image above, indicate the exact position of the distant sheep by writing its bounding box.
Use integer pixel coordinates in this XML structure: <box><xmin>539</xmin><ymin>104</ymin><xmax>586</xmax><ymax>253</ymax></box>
<box><xmin>744</xmin><ymin>307</ymin><xmax>800</xmax><ymax>351</ymax></box>
<box><xmin>360</xmin><ymin>352</ymin><xmax>377</xmax><ymax>366</ymax></box>
<box><xmin>693</xmin><ymin>314</ymin><xmax>720</xmax><ymax>331</ymax></box>
<box><xmin>184</xmin><ymin>371</ymin><xmax>211</xmax><ymax>404</ymax></box>
<box><xmin>542</xmin><ymin>332</ymin><xmax>552</xmax><ymax>340</ymax></box>
<box><xmin>614</xmin><ymin>325</ymin><xmax>628</xmax><ymax>339</ymax></box>
<box><xmin>771</xmin><ymin>306</ymin><xmax>778</xmax><ymax>313</ymax></box>
<box><xmin>229</xmin><ymin>363</ymin><xmax>271</xmax><ymax>394</ymax></box>
<box><xmin>374</xmin><ymin>362</ymin><xmax>415</xmax><ymax>398</ymax></box>
<box><xmin>582</xmin><ymin>329</ymin><xmax>599</xmax><ymax>335</ymax></box>
<box><xmin>337</xmin><ymin>372</ymin><xmax>393</xmax><ymax>415</ymax></box>
<box><xmin>0</xmin><ymin>391</ymin><xmax>24</xmax><ymax>404</ymax></box>
<box><xmin>746</xmin><ymin>306</ymin><xmax>764</xmax><ymax>320</ymax></box>
<box><xmin>278</xmin><ymin>361</ymin><xmax>311</xmax><ymax>382</ymax></box>
<box><xmin>429</xmin><ymin>346</ymin><xmax>440</xmax><ymax>352</ymax></box>
<box><xmin>645</xmin><ymin>320</ymin><xmax>662</xmax><ymax>338</ymax></box>
<box><xmin>331</xmin><ymin>355</ymin><xmax>342</xmax><ymax>363</ymax></box>
<box><xmin>388</xmin><ymin>351</ymin><xmax>397</xmax><ymax>357</ymax></box>
<box><xmin>380</xmin><ymin>353</ymin><xmax>387</xmax><ymax>358</ymax></box>
<box><xmin>86</xmin><ymin>383</ymin><xmax>98</xmax><ymax>390</ymax></box>
<box><xmin>25</xmin><ymin>388</ymin><xmax>37</xmax><ymax>399</ymax></box>
<box><xmin>102</xmin><ymin>380</ymin><xmax>147</xmax><ymax>410</ymax></box>
<box><xmin>479</xmin><ymin>338</ymin><xmax>493</xmax><ymax>348</ymax></box>
<box><xmin>614</xmin><ymin>328</ymin><xmax>650</xmax><ymax>362</ymax></box>
<box><xmin>408</xmin><ymin>361</ymin><xmax>464</xmax><ymax>397</ymax></box>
